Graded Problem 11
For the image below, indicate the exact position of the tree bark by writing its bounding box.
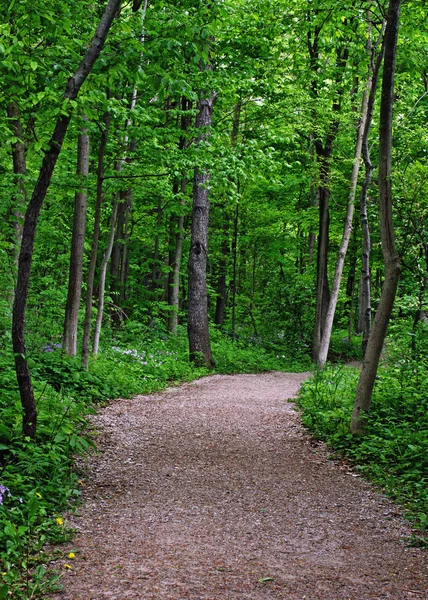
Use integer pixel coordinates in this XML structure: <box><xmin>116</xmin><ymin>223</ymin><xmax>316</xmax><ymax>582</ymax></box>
<box><xmin>93</xmin><ymin>199</ymin><xmax>118</xmax><ymax>355</ymax></box>
<box><xmin>351</xmin><ymin>0</ymin><xmax>402</xmax><ymax>435</ymax></box>
<box><xmin>316</xmin><ymin>55</ymin><xmax>374</xmax><ymax>367</ymax></box>
<box><xmin>311</xmin><ymin>45</ymin><xmax>348</xmax><ymax>361</ymax></box>
<box><xmin>63</xmin><ymin>119</ymin><xmax>90</xmax><ymax>356</ymax></box>
<box><xmin>12</xmin><ymin>0</ymin><xmax>121</xmax><ymax>437</ymax></box>
<box><xmin>358</xmin><ymin>24</ymin><xmax>385</xmax><ymax>356</ymax></box>
<box><xmin>6</xmin><ymin>101</ymin><xmax>26</xmax><ymax>269</ymax></box>
<box><xmin>188</xmin><ymin>92</ymin><xmax>216</xmax><ymax>368</ymax></box>
<box><xmin>82</xmin><ymin>110</ymin><xmax>111</xmax><ymax>369</ymax></box>
<box><xmin>168</xmin><ymin>178</ymin><xmax>186</xmax><ymax>334</ymax></box>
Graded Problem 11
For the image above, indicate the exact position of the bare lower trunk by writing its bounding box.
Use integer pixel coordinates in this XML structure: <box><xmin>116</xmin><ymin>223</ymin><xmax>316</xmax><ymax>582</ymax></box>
<box><xmin>93</xmin><ymin>199</ymin><xmax>118</xmax><ymax>355</ymax></box>
<box><xmin>82</xmin><ymin>110</ymin><xmax>110</xmax><ymax>369</ymax></box>
<box><xmin>188</xmin><ymin>91</ymin><xmax>216</xmax><ymax>368</ymax></box>
<box><xmin>63</xmin><ymin>120</ymin><xmax>90</xmax><ymax>356</ymax></box>
<box><xmin>351</xmin><ymin>0</ymin><xmax>402</xmax><ymax>435</ymax></box>
<box><xmin>12</xmin><ymin>0</ymin><xmax>121</xmax><ymax>437</ymax></box>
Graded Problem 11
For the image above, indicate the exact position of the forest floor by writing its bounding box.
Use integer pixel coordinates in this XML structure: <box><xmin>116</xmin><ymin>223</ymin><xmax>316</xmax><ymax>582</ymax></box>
<box><xmin>50</xmin><ymin>372</ymin><xmax>428</xmax><ymax>600</ymax></box>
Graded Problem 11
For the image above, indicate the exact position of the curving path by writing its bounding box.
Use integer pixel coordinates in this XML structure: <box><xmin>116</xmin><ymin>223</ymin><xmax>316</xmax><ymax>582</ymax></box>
<box><xmin>52</xmin><ymin>372</ymin><xmax>428</xmax><ymax>599</ymax></box>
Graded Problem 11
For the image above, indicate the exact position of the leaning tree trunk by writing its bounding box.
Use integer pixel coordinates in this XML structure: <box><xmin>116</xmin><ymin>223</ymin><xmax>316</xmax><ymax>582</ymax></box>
<box><xmin>351</xmin><ymin>0</ymin><xmax>402</xmax><ymax>435</ymax></box>
<box><xmin>316</xmin><ymin>23</ymin><xmax>382</xmax><ymax>367</ymax></box>
<box><xmin>63</xmin><ymin>119</ymin><xmax>90</xmax><ymax>356</ymax></box>
<box><xmin>188</xmin><ymin>91</ymin><xmax>216</xmax><ymax>368</ymax></box>
<box><xmin>92</xmin><ymin>199</ymin><xmax>118</xmax><ymax>355</ymax></box>
<box><xmin>12</xmin><ymin>0</ymin><xmax>121</xmax><ymax>438</ymax></box>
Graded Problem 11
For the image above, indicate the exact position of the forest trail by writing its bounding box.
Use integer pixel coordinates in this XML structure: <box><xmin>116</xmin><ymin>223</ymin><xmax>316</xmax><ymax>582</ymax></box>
<box><xmin>51</xmin><ymin>372</ymin><xmax>428</xmax><ymax>600</ymax></box>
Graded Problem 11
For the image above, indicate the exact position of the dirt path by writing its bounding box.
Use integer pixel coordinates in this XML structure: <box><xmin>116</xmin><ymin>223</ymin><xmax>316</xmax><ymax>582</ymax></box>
<box><xmin>52</xmin><ymin>372</ymin><xmax>428</xmax><ymax>599</ymax></box>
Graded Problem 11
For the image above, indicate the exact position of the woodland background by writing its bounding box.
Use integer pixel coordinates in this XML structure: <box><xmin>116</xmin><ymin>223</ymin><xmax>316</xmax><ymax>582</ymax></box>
<box><xmin>0</xmin><ymin>0</ymin><xmax>427</xmax><ymax>597</ymax></box>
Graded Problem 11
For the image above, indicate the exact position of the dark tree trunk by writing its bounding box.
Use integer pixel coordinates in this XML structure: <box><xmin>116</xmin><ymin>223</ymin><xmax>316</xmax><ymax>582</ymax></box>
<box><xmin>12</xmin><ymin>0</ymin><xmax>121</xmax><ymax>437</ymax></box>
<box><xmin>93</xmin><ymin>198</ymin><xmax>118</xmax><ymax>355</ymax></box>
<box><xmin>6</xmin><ymin>101</ymin><xmax>26</xmax><ymax>269</ymax></box>
<box><xmin>82</xmin><ymin>109</ymin><xmax>110</xmax><ymax>369</ymax></box>
<box><xmin>351</xmin><ymin>0</ymin><xmax>402</xmax><ymax>435</ymax></box>
<box><xmin>214</xmin><ymin>221</ymin><xmax>229</xmax><ymax>326</ymax></box>
<box><xmin>63</xmin><ymin>119</ymin><xmax>90</xmax><ymax>356</ymax></box>
<box><xmin>358</xmin><ymin>24</ymin><xmax>385</xmax><ymax>356</ymax></box>
<box><xmin>188</xmin><ymin>92</ymin><xmax>216</xmax><ymax>368</ymax></box>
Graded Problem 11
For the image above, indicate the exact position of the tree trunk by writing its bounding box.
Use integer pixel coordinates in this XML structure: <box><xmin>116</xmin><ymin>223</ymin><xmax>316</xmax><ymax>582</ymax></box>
<box><xmin>6</xmin><ymin>101</ymin><xmax>26</xmax><ymax>269</ymax></box>
<box><xmin>358</xmin><ymin>24</ymin><xmax>385</xmax><ymax>356</ymax></box>
<box><xmin>93</xmin><ymin>199</ymin><xmax>118</xmax><ymax>355</ymax></box>
<box><xmin>351</xmin><ymin>0</ymin><xmax>402</xmax><ymax>435</ymax></box>
<box><xmin>188</xmin><ymin>90</ymin><xmax>216</xmax><ymax>368</ymax></box>
<box><xmin>82</xmin><ymin>109</ymin><xmax>111</xmax><ymax>369</ymax></box>
<box><xmin>214</xmin><ymin>220</ymin><xmax>229</xmax><ymax>326</ymax></box>
<box><xmin>12</xmin><ymin>0</ymin><xmax>121</xmax><ymax>438</ymax></box>
<box><xmin>63</xmin><ymin>119</ymin><xmax>90</xmax><ymax>356</ymax></box>
<box><xmin>316</xmin><ymin>63</ymin><xmax>372</xmax><ymax>367</ymax></box>
<box><xmin>168</xmin><ymin>178</ymin><xmax>186</xmax><ymax>334</ymax></box>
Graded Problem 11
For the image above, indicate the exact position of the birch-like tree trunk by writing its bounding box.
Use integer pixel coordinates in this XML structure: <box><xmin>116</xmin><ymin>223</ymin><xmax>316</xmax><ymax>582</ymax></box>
<box><xmin>92</xmin><ymin>199</ymin><xmax>118</xmax><ymax>355</ymax></box>
<box><xmin>351</xmin><ymin>0</ymin><xmax>402</xmax><ymax>435</ymax></box>
<box><xmin>12</xmin><ymin>0</ymin><xmax>121</xmax><ymax>438</ymax></box>
<box><xmin>316</xmin><ymin>59</ymin><xmax>374</xmax><ymax>367</ymax></box>
<box><xmin>63</xmin><ymin>119</ymin><xmax>90</xmax><ymax>356</ymax></box>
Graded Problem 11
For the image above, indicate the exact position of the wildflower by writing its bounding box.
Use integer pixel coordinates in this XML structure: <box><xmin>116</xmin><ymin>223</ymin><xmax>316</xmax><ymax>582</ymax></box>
<box><xmin>56</xmin><ymin>517</ymin><xmax>64</xmax><ymax>526</ymax></box>
<box><xmin>67</xmin><ymin>552</ymin><xmax>75</xmax><ymax>559</ymax></box>
<box><xmin>0</xmin><ymin>485</ymin><xmax>10</xmax><ymax>505</ymax></box>
<box><xmin>64</xmin><ymin>564</ymin><xmax>72</xmax><ymax>570</ymax></box>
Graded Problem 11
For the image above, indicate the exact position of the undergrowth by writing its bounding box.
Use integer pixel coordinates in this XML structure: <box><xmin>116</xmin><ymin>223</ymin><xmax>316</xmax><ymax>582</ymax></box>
<box><xmin>0</xmin><ymin>325</ymin><xmax>308</xmax><ymax>598</ymax></box>
<box><xmin>297</xmin><ymin>350</ymin><xmax>428</xmax><ymax>543</ymax></box>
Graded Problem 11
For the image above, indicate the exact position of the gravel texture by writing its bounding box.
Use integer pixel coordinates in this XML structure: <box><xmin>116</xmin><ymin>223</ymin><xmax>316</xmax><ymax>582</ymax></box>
<box><xmin>51</xmin><ymin>372</ymin><xmax>428</xmax><ymax>599</ymax></box>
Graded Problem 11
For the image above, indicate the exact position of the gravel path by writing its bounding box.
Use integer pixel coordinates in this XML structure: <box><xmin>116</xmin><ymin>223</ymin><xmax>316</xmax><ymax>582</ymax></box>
<box><xmin>52</xmin><ymin>372</ymin><xmax>428</xmax><ymax>599</ymax></box>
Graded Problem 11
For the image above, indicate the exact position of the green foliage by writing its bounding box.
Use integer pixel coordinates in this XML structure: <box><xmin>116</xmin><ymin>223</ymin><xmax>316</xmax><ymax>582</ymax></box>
<box><xmin>297</xmin><ymin>351</ymin><xmax>428</xmax><ymax>536</ymax></box>
<box><xmin>0</xmin><ymin>324</ymin><xmax>310</xmax><ymax>597</ymax></box>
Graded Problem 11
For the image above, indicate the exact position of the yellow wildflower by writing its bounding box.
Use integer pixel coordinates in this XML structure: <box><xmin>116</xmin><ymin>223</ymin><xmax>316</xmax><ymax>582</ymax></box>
<box><xmin>56</xmin><ymin>517</ymin><xmax>64</xmax><ymax>526</ymax></box>
<box><xmin>67</xmin><ymin>552</ymin><xmax>75</xmax><ymax>559</ymax></box>
<box><xmin>64</xmin><ymin>564</ymin><xmax>72</xmax><ymax>570</ymax></box>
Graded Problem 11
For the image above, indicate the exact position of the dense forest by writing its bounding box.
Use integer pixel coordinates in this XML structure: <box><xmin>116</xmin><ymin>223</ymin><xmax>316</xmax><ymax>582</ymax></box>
<box><xmin>0</xmin><ymin>0</ymin><xmax>427</xmax><ymax>596</ymax></box>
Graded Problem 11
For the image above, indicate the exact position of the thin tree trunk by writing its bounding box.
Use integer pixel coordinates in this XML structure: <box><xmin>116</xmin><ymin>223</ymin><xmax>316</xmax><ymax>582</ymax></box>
<box><xmin>231</xmin><ymin>202</ymin><xmax>239</xmax><ymax>341</ymax></box>
<box><xmin>188</xmin><ymin>88</ymin><xmax>216</xmax><ymax>368</ymax></box>
<box><xmin>168</xmin><ymin>178</ymin><xmax>186</xmax><ymax>334</ymax></box>
<box><xmin>214</xmin><ymin>101</ymin><xmax>241</xmax><ymax>327</ymax></box>
<box><xmin>93</xmin><ymin>199</ymin><xmax>118</xmax><ymax>355</ymax></box>
<box><xmin>351</xmin><ymin>0</ymin><xmax>402</xmax><ymax>435</ymax></box>
<box><xmin>358</xmin><ymin>24</ymin><xmax>386</xmax><ymax>356</ymax></box>
<box><xmin>82</xmin><ymin>110</ymin><xmax>110</xmax><ymax>369</ymax></box>
<box><xmin>6</xmin><ymin>101</ymin><xmax>26</xmax><ymax>269</ymax></box>
<box><xmin>12</xmin><ymin>0</ymin><xmax>121</xmax><ymax>438</ymax></box>
<box><xmin>63</xmin><ymin>119</ymin><xmax>90</xmax><ymax>356</ymax></box>
<box><xmin>214</xmin><ymin>220</ymin><xmax>229</xmax><ymax>326</ymax></box>
<box><xmin>316</xmin><ymin>68</ymin><xmax>372</xmax><ymax>367</ymax></box>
